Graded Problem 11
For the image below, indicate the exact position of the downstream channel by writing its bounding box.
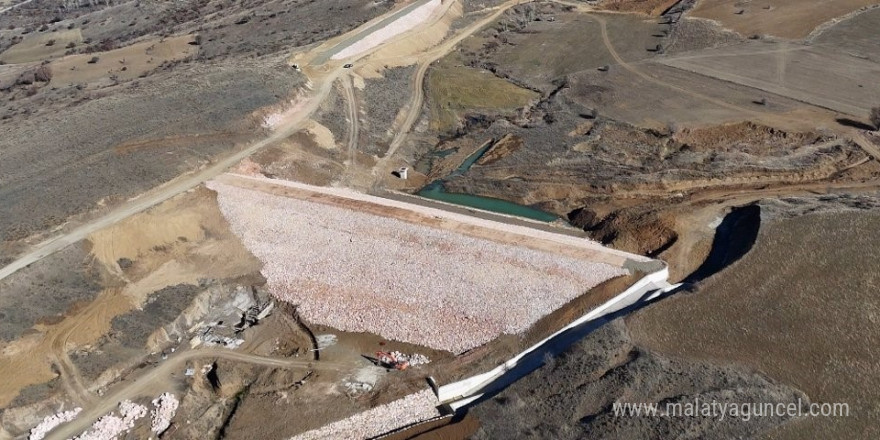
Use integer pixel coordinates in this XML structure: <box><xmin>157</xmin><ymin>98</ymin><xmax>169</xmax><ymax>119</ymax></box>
<box><xmin>417</xmin><ymin>143</ymin><xmax>559</xmax><ymax>222</ymax></box>
<box><xmin>684</xmin><ymin>204</ymin><xmax>762</xmax><ymax>283</ymax></box>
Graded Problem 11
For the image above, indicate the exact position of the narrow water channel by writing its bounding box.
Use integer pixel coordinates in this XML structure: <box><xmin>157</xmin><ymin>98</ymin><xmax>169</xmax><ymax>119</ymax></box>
<box><xmin>416</xmin><ymin>143</ymin><xmax>559</xmax><ymax>223</ymax></box>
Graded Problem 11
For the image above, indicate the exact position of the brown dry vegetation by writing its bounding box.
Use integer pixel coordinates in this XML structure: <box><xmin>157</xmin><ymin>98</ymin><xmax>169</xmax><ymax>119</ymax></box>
<box><xmin>457</xmin><ymin>4</ymin><xmax>665</xmax><ymax>91</ymax></box>
<box><xmin>0</xmin><ymin>0</ymin><xmax>394</xmax><ymax>263</ymax></box>
<box><xmin>427</xmin><ymin>54</ymin><xmax>538</xmax><ymax>132</ymax></box>
<box><xmin>629</xmin><ymin>210</ymin><xmax>880</xmax><ymax>439</ymax></box>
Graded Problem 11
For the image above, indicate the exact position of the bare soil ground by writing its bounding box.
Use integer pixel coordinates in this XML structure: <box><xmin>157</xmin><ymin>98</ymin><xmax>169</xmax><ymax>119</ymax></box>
<box><xmin>659</xmin><ymin>40</ymin><xmax>880</xmax><ymax>117</ymax></box>
<box><xmin>457</xmin><ymin>5</ymin><xmax>666</xmax><ymax>91</ymax></box>
<box><xmin>0</xmin><ymin>187</ymin><xmax>263</xmax><ymax>433</ymax></box>
<box><xmin>688</xmin><ymin>0</ymin><xmax>877</xmax><ymax>39</ymax></box>
<box><xmin>599</xmin><ymin>0</ymin><xmax>681</xmax><ymax>15</ymax></box>
<box><xmin>629</xmin><ymin>203</ymin><xmax>880</xmax><ymax>439</ymax></box>
<box><xmin>0</xmin><ymin>244</ymin><xmax>102</xmax><ymax>343</ymax></box>
<box><xmin>812</xmin><ymin>7</ymin><xmax>880</xmax><ymax>61</ymax></box>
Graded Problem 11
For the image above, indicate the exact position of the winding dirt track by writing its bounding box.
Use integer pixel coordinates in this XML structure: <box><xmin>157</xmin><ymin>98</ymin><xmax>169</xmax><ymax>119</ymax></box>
<box><xmin>0</xmin><ymin>0</ymin><xmax>34</xmax><ymax>14</ymax></box>
<box><xmin>0</xmin><ymin>0</ymin><xmax>509</xmax><ymax>283</ymax></box>
<box><xmin>0</xmin><ymin>74</ymin><xmax>335</xmax><ymax>283</ymax></box>
<box><xmin>340</xmin><ymin>75</ymin><xmax>360</xmax><ymax>175</ymax></box>
<box><xmin>374</xmin><ymin>0</ymin><xmax>538</xmax><ymax>182</ymax></box>
<box><xmin>44</xmin><ymin>349</ymin><xmax>347</xmax><ymax>440</ymax></box>
<box><xmin>24</xmin><ymin>3</ymin><xmax>548</xmax><ymax>437</ymax></box>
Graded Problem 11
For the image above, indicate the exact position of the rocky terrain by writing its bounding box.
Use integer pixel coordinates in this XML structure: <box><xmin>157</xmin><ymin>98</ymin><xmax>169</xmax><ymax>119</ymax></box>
<box><xmin>471</xmin><ymin>320</ymin><xmax>804</xmax><ymax>439</ymax></box>
<box><xmin>209</xmin><ymin>179</ymin><xmax>626</xmax><ymax>353</ymax></box>
<box><xmin>2</xmin><ymin>0</ymin><xmax>880</xmax><ymax>438</ymax></box>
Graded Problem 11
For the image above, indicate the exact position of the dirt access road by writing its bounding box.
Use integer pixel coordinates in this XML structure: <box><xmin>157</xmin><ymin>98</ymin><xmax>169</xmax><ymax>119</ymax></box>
<box><xmin>0</xmin><ymin>0</ymin><xmax>33</xmax><ymax>15</ymax></box>
<box><xmin>374</xmin><ymin>0</ymin><xmax>538</xmax><ymax>183</ymax></box>
<box><xmin>44</xmin><ymin>348</ymin><xmax>348</xmax><ymax>440</ymax></box>
<box><xmin>0</xmin><ymin>0</ymin><xmax>497</xmax><ymax>284</ymax></box>
<box><xmin>553</xmin><ymin>1</ymin><xmax>880</xmax><ymax>167</ymax></box>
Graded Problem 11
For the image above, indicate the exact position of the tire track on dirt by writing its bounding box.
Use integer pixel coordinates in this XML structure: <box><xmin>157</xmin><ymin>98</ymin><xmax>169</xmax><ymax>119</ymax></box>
<box><xmin>591</xmin><ymin>12</ymin><xmax>760</xmax><ymax>117</ymax></box>
<box><xmin>340</xmin><ymin>75</ymin><xmax>359</xmax><ymax>174</ymax></box>
<box><xmin>44</xmin><ymin>349</ymin><xmax>349</xmax><ymax>440</ymax></box>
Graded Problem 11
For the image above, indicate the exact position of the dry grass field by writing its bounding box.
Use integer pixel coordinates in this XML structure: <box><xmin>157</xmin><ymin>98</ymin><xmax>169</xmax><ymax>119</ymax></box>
<box><xmin>812</xmin><ymin>6</ymin><xmax>880</xmax><ymax>60</ymax></box>
<box><xmin>599</xmin><ymin>0</ymin><xmax>681</xmax><ymax>15</ymax></box>
<box><xmin>629</xmin><ymin>209</ymin><xmax>880</xmax><ymax>439</ymax></box>
<box><xmin>689</xmin><ymin>0</ymin><xmax>877</xmax><ymax>39</ymax></box>
<box><xmin>49</xmin><ymin>35</ymin><xmax>198</xmax><ymax>85</ymax></box>
<box><xmin>458</xmin><ymin>6</ymin><xmax>665</xmax><ymax>90</ymax></box>
<box><xmin>660</xmin><ymin>41</ymin><xmax>880</xmax><ymax>117</ymax></box>
<box><xmin>0</xmin><ymin>28</ymin><xmax>82</xmax><ymax>64</ymax></box>
<box><xmin>427</xmin><ymin>55</ymin><xmax>538</xmax><ymax>132</ymax></box>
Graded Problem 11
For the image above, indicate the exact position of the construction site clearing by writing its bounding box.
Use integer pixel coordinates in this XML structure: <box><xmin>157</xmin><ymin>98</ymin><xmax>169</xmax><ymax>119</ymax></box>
<box><xmin>199</xmin><ymin>173</ymin><xmax>667</xmax><ymax>437</ymax></box>
<box><xmin>4</xmin><ymin>172</ymin><xmax>669</xmax><ymax>440</ymax></box>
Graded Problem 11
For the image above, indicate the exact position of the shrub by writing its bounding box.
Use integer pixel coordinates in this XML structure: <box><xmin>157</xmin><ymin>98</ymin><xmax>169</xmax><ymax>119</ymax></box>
<box><xmin>34</xmin><ymin>65</ymin><xmax>52</xmax><ymax>82</ymax></box>
<box><xmin>87</xmin><ymin>56</ymin><xmax>99</xmax><ymax>64</ymax></box>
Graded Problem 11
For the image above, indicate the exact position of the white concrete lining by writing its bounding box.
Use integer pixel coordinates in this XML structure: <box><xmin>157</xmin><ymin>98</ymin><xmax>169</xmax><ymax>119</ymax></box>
<box><xmin>438</xmin><ymin>266</ymin><xmax>678</xmax><ymax>409</ymax></box>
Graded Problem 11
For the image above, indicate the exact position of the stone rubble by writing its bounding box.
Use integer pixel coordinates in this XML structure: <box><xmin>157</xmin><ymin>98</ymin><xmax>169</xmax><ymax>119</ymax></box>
<box><xmin>150</xmin><ymin>393</ymin><xmax>179</xmax><ymax>435</ymax></box>
<box><xmin>390</xmin><ymin>351</ymin><xmax>431</xmax><ymax>367</ymax></box>
<box><xmin>290</xmin><ymin>390</ymin><xmax>440</xmax><ymax>440</ymax></box>
<box><xmin>29</xmin><ymin>408</ymin><xmax>82</xmax><ymax>440</ymax></box>
<box><xmin>72</xmin><ymin>400</ymin><xmax>147</xmax><ymax>440</ymax></box>
<box><xmin>210</xmin><ymin>181</ymin><xmax>627</xmax><ymax>353</ymax></box>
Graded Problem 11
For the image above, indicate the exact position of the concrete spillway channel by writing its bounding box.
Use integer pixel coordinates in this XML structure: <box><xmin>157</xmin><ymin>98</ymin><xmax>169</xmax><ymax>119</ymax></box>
<box><xmin>372</xmin><ymin>266</ymin><xmax>681</xmax><ymax>440</ymax></box>
<box><xmin>435</xmin><ymin>265</ymin><xmax>681</xmax><ymax>412</ymax></box>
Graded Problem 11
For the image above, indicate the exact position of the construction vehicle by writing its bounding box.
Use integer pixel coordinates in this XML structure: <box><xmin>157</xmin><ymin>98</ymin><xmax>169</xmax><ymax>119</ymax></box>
<box><xmin>373</xmin><ymin>351</ymin><xmax>409</xmax><ymax>370</ymax></box>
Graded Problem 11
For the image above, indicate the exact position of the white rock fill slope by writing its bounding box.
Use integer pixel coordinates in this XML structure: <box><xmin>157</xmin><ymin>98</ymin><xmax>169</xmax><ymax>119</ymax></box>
<box><xmin>209</xmin><ymin>181</ymin><xmax>627</xmax><ymax>353</ymax></box>
<box><xmin>290</xmin><ymin>389</ymin><xmax>440</xmax><ymax>440</ymax></box>
<box><xmin>331</xmin><ymin>0</ymin><xmax>441</xmax><ymax>60</ymax></box>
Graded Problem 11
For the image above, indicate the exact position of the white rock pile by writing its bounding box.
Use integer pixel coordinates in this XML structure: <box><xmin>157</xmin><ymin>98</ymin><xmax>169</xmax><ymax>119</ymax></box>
<box><xmin>150</xmin><ymin>393</ymin><xmax>179</xmax><ymax>435</ymax></box>
<box><xmin>210</xmin><ymin>181</ymin><xmax>627</xmax><ymax>353</ymax></box>
<box><xmin>290</xmin><ymin>389</ymin><xmax>440</xmax><ymax>440</ymax></box>
<box><xmin>390</xmin><ymin>351</ymin><xmax>431</xmax><ymax>367</ymax></box>
<box><xmin>29</xmin><ymin>407</ymin><xmax>82</xmax><ymax>440</ymax></box>
<box><xmin>73</xmin><ymin>400</ymin><xmax>147</xmax><ymax>440</ymax></box>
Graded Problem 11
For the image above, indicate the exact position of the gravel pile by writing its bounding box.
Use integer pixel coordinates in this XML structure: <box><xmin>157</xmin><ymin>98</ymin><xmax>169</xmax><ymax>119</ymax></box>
<box><xmin>29</xmin><ymin>408</ymin><xmax>82</xmax><ymax>440</ymax></box>
<box><xmin>392</xmin><ymin>351</ymin><xmax>431</xmax><ymax>367</ymax></box>
<box><xmin>150</xmin><ymin>393</ymin><xmax>179</xmax><ymax>435</ymax></box>
<box><xmin>73</xmin><ymin>400</ymin><xmax>147</xmax><ymax>440</ymax></box>
<box><xmin>290</xmin><ymin>389</ymin><xmax>440</xmax><ymax>440</ymax></box>
<box><xmin>210</xmin><ymin>181</ymin><xmax>626</xmax><ymax>353</ymax></box>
